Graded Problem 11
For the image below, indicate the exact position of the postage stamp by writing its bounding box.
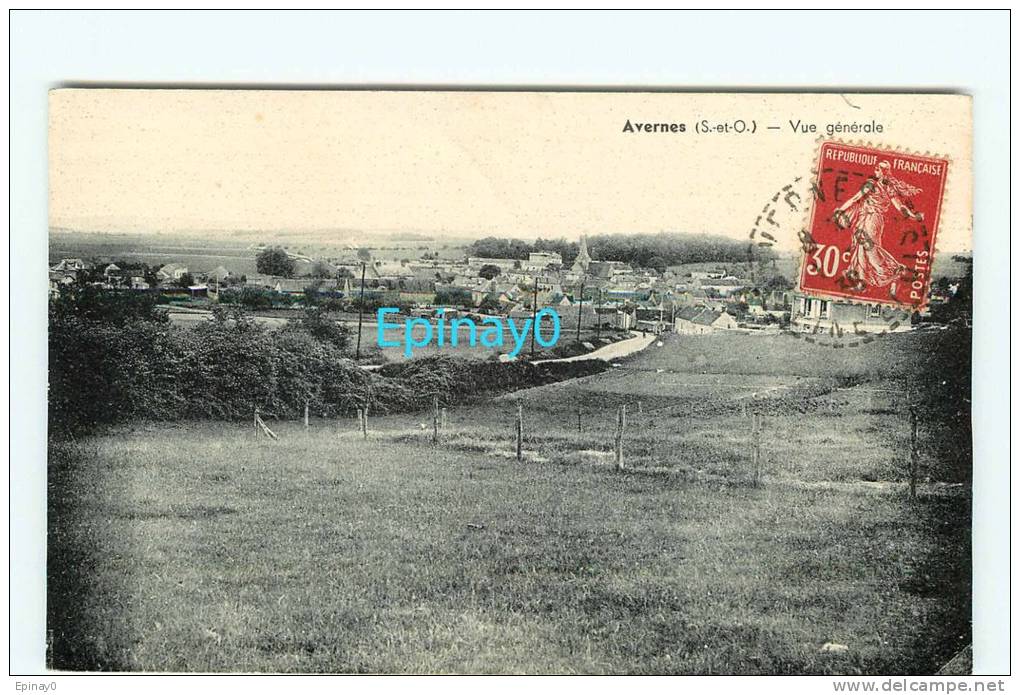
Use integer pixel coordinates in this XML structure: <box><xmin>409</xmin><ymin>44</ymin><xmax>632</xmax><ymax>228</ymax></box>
<box><xmin>798</xmin><ymin>141</ymin><xmax>950</xmax><ymax>311</ymax></box>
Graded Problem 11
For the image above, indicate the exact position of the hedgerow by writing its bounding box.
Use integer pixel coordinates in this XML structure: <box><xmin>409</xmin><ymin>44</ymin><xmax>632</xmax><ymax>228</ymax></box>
<box><xmin>48</xmin><ymin>295</ymin><xmax>608</xmax><ymax>435</ymax></box>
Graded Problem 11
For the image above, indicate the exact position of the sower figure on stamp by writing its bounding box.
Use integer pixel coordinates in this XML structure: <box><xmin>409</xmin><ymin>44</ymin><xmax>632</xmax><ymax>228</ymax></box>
<box><xmin>832</xmin><ymin>160</ymin><xmax>925</xmax><ymax>301</ymax></box>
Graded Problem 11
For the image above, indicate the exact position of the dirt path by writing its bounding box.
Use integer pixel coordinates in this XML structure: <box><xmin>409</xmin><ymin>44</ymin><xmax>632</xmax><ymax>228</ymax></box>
<box><xmin>530</xmin><ymin>331</ymin><xmax>658</xmax><ymax>365</ymax></box>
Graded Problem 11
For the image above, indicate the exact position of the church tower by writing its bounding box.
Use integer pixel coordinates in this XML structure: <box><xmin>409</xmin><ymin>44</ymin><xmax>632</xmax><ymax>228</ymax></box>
<box><xmin>572</xmin><ymin>234</ymin><xmax>592</xmax><ymax>274</ymax></box>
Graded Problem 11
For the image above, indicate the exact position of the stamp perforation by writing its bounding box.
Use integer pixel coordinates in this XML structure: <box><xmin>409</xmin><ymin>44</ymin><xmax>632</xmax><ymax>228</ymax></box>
<box><xmin>798</xmin><ymin>137</ymin><xmax>952</xmax><ymax>312</ymax></box>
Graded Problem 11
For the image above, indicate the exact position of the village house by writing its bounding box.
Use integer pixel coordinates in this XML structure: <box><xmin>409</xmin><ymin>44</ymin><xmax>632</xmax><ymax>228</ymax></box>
<box><xmin>48</xmin><ymin>271</ymin><xmax>76</xmax><ymax>298</ymax></box>
<box><xmin>51</xmin><ymin>258</ymin><xmax>89</xmax><ymax>272</ymax></box>
<box><xmin>156</xmin><ymin>263</ymin><xmax>190</xmax><ymax>284</ymax></box>
<box><xmin>689</xmin><ymin>269</ymin><xmax>725</xmax><ymax>282</ymax></box>
<box><xmin>373</xmin><ymin>260</ymin><xmax>416</xmax><ymax>281</ymax></box>
<box><xmin>674</xmin><ymin>306</ymin><xmax>739</xmax><ymax>335</ymax></box>
<box><xmin>790</xmin><ymin>292</ymin><xmax>912</xmax><ymax>334</ymax></box>
<box><xmin>522</xmin><ymin>251</ymin><xmax>563</xmax><ymax>271</ymax></box>
<box><xmin>587</xmin><ymin>260</ymin><xmax>632</xmax><ymax>280</ymax></box>
<box><xmin>698</xmin><ymin>277</ymin><xmax>746</xmax><ymax>297</ymax></box>
<box><xmin>466</xmin><ymin>257</ymin><xmax>518</xmax><ymax>273</ymax></box>
<box><xmin>207</xmin><ymin>265</ymin><xmax>233</xmax><ymax>284</ymax></box>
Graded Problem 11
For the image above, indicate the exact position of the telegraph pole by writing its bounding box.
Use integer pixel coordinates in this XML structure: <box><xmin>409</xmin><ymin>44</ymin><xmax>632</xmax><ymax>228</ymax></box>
<box><xmin>576</xmin><ymin>277</ymin><xmax>585</xmax><ymax>343</ymax></box>
<box><xmin>355</xmin><ymin>261</ymin><xmax>367</xmax><ymax>360</ymax></box>
<box><xmin>595</xmin><ymin>287</ymin><xmax>602</xmax><ymax>341</ymax></box>
<box><xmin>529</xmin><ymin>275</ymin><xmax>539</xmax><ymax>357</ymax></box>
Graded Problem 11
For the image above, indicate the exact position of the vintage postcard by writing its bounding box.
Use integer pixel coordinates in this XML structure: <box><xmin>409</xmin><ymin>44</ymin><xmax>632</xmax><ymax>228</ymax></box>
<box><xmin>47</xmin><ymin>90</ymin><xmax>973</xmax><ymax>674</ymax></box>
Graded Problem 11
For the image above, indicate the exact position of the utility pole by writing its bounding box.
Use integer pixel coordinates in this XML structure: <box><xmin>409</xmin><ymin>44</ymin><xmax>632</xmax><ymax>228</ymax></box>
<box><xmin>529</xmin><ymin>275</ymin><xmax>539</xmax><ymax>358</ymax></box>
<box><xmin>355</xmin><ymin>261</ymin><xmax>367</xmax><ymax>360</ymax></box>
<box><xmin>595</xmin><ymin>288</ymin><xmax>602</xmax><ymax>341</ymax></box>
<box><xmin>614</xmin><ymin>404</ymin><xmax>626</xmax><ymax>471</ymax></box>
<box><xmin>576</xmin><ymin>277</ymin><xmax>585</xmax><ymax>343</ymax></box>
<box><xmin>515</xmin><ymin>403</ymin><xmax>524</xmax><ymax>462</ymax></box>
<box><xmin>909</xmin><ymin>406</ymin><xmax>919</xmax><ymax>500</ymax></box>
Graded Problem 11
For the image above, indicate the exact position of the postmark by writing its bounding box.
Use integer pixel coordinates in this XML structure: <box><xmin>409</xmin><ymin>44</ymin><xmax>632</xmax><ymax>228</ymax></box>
<box><xmin>748</xmin><ymin>140</ymin><xmax>951</xmax><ymax>348</ymax></box>
<box><xmin>798</xmin><ymin>142</ymin><xmax>949</xmax><ymax>312</ymax></box>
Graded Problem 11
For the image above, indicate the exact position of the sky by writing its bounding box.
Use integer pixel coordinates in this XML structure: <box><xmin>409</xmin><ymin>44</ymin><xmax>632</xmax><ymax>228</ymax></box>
<box><xmin>49</xmin><ymin>90</ymin><xmax>973</xmax><ymax>252</ymax></box>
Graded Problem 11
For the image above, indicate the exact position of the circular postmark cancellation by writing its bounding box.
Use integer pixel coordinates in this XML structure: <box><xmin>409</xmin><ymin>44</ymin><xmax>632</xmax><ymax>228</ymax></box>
<box><xmin>749</xmin><ymin>139</ymin><xmax>951</xmax><ymax>349</ymax></box>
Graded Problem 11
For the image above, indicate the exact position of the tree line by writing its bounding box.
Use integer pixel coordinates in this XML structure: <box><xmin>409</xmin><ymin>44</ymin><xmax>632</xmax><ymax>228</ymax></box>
<box><xmin>466</xmin><ymin>232</ymin><xmax>774</xmax><ymax>271</ymax></box>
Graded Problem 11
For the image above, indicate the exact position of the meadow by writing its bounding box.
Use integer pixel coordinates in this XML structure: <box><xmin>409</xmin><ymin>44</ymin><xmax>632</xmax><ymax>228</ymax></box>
<box><xmin>47</xmin><ymin>330</ymin><xmax>970</xmax><ymax>674</ymax></box>
<box><xmin>49</xmin><ymin>229</ymin><xmax>469</xmax><ymax>277</ymax></box>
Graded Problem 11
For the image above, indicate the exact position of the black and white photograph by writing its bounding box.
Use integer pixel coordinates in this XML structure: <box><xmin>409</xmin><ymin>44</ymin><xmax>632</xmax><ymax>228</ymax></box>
<box><xmin>43</xmin><ymin>89</ymin><xmax>975</xmax><ymax>674</ymax></box>
<box><xmin>8</xmin><ymin>8</ymin><xmax>1012</xmax><ymax>688</ymax></box>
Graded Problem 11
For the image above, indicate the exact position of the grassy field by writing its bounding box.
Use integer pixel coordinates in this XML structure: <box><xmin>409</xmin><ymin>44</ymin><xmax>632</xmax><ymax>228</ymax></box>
<box><xmin>48</xmin><ymin>331</ymin><xmax>970</xmax><ymax>674</ymax></box>
<box><xmin>49</xmin><ymin>230</ymin><xmax>468</xmax><ymax>277</ymax></box>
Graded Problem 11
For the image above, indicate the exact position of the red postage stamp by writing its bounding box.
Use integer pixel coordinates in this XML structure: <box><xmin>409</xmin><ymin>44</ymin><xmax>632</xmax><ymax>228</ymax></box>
<box><xmin>798</xmin><ymin>141</ymin><xmax>949</xmax><ymax>311</ymax></box>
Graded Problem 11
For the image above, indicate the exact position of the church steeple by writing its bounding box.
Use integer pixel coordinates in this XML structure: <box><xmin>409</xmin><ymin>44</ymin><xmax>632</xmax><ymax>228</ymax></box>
<box><xmin>572</xmin><ymin>234</ymin><xmax>592</xmax><ymax>274</ymax></box>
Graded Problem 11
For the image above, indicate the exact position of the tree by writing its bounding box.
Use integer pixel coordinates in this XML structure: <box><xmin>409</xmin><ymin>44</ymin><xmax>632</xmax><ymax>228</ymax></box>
<box><xmin>477</xmin><ymin>295</ymin><xmax>502</xmax><ymax>314</ymax></box>
<box><xmin>478</xmin><ymin>264</ymin><xmax>502</xmax><ymax>280</ymax></box>
<box><xmin>646</xmin><ymin>255</ymin><xmax>668</xmax><ymax>274</ymax></box>
<box><xmin>239</xmin><ymin>286</ymin><xmax>275</xmax><ymax>310</ymax></box>
<box><xmin>726</xmin><ymin>300</ymin><xmax>750</xmax><ymax>319</ymax></box>
<box><xmin>50</xmin><ymin>280</ymin><xmax>166</xmax><ymax>325</ymax></box>
<box><xmin>143</xmin><ymin>267</ymin><xmax>160</xmax><ymax>288</ymax></box>
<box><xmin>434</xmin><ymin>288</ymin><xmax>473</xmax><ymax>307</ymax></box>
<box><xmin>176</xmin><ymin>272</ymin><xmax>195</xmax><ymax>289</ymax></box>
<box><xmin>256</xmin><ymin>247</ymin><xmax>296</xmax><ymax>277</ymax></box>
<box><xmin>763</xmin><ymin>274</ymin><xmax>795</xmax><ymax>291</ymax></box>
<box><xmin>299</xmin><ymin>307</ymin><xmax>350</xmax><ymax>348</ymax></box>
<box><xmin>930</xmin><ymin>260</ymin><xmax>972</xmax><ymax>326</ymax></box>
<box><xmin>308</xmin><ymin>260</ymin><xmax>335</xmax><ymax>278</ymax></box>
<box><xmin>933</xmin><ymin>276</ymin><xmax>952</xmax><ymax>295</ymax></box>
<box><xmin>303</xmin><ymin>283</ymin><xmax>322</xmax><ymax>306</ymax></box>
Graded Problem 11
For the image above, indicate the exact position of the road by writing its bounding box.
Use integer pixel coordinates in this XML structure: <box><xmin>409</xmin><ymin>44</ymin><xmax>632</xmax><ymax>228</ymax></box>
<box><xmin>529</xmin><ymin>331</ymin><xmax>658</xmax><ymax>365</ymax></box>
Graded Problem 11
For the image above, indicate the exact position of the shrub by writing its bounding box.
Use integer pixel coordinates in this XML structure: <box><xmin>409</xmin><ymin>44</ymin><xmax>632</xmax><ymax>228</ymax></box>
<box><xmin>48</xmin><ymin>300</ymin><xmax>608</xmax><ymax>435</ymax></box>
<box><xmin>255</xmin><ymin>247</ymin><xmax>295</xmax><ymax>277</ymax></box>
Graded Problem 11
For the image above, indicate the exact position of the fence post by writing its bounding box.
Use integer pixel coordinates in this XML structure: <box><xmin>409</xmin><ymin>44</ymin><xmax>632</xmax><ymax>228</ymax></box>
<box><xmin>361</xmin><ymin>404</ymin><xmax>369</xmax><ymax>439</ymax></box>
<box><xmin>516</xmin><ymin>403</ymin><xmax>524</xmax><ymax>462</ymax></box>
<box><xmin>356</xmin><ymin>408</ymin><xmax>363</xmax><ymax>436</ymax></box>
<box><xmin>304</xmin><ymin>400</ymin><xmax>310</xmax><ymax>429</ymax></box>
<box><xmin>909</xmin><ymin>407</ymin><xmax>919</xmax><ymax>500</ymax></box>
<box><xmin>433</xmin><ymin>396</ymin><xmax>440</xmax><ymax>445</ymax></box>
<box><xmin>441</xmin><ymin>407</ymin><xmax>447</xmax><ymax>431</ymax></box>
<box><xmin>577</xmin><ymin>407</ymin><xmax>582</xmax><ymax>433</ymax></box>
<box><xmin>615</xmin><ymin>404</ymin><xmax>626</xmax><ymax>470</ymax></box>
<box><xmin>253</xmin><ymin>408</ymin><xmax>278</xmax><ymax>440</ymax></box>
<box><xmin>751</xmin><ymin>412</ymin><xmax>764</xmax><ymax>487</ymax></box>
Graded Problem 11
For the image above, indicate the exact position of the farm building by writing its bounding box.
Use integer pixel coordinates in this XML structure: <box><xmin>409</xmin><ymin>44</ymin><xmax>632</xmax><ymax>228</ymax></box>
<box><xmin>674</xmin><ymin>306</ymin><xmax>739</xmax><ymax>335</ymax></box>
<box><xmin>208</xmin><ymin>265</ymin><xmax>233</xmax><ymax>283</ymax></box>
<box><xmin>51</xmin><ymin>258</ymin><xmax>88</xmax><ymax>272</ymax></box>
<box><xmin>157</xmin><ymin>263</ymin><xmax>190</xmax><ymax>283</ymax></box>
<box><xmin>48</xmin><ymin>270</ymin><xmax>77</xmax><ymax>298</ymax></box>
<box><xmin>466</xmin><ymin>257</ymin><xmax>518</xmax><ymax>272</ymax></box>
<box><xmin>522</xmin><ymin>252</ymin><xmax>563</xmax><ymax>271</ymax></box>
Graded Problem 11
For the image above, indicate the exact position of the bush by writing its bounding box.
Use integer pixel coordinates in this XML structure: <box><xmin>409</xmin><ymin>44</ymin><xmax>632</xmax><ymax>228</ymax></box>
<box><xmin>48</xmin><ymin>298</ymin><xmax>610</xmax><ymax>435</ymax></box>
<box><xmin>218</xmin><ymin>286</ymin><xmax>295</xmax><ymax>310</ymax></box>
<box><xmin>256</xmin><ymin>247</ymin><xmax>295</xmax><ymax>277</ymax></box>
